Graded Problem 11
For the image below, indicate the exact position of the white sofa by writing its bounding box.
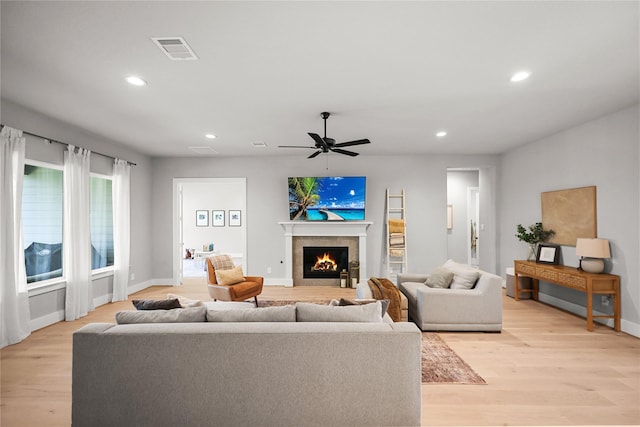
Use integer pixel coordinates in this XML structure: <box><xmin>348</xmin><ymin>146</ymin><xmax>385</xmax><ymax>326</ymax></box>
<box><xmin>398</xmin><ymin>267</ymin><xmax>503</xmax><ymax>332</ymax></box>
<box><xmin>72</xmin><ymin>304</ymin><xmax>422</xmax><ymax>427</ymax></box>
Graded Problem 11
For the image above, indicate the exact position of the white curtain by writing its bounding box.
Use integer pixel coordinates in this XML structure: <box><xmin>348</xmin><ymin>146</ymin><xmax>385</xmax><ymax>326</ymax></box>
<box><xmin>64</xmin><ymin>145</ymin><xmax>93</xmax><ymax>321</ymax></box>
<box><xmin>0</xmin><ymin>126</ymin><xmax>31</xmax><ymax>348</ymax></box>
<box><xmin>111</xmin><ymin>159</ymin><xmax>131</xmax><ymax>302</ymax></box>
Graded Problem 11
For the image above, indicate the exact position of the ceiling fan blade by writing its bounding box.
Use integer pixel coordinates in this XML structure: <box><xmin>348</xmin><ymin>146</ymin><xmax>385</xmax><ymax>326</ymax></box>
<box><xmin>331</xmin><ymin>148</ymin><xmax>359</xmax><ymax>157</ymax></box>
<box><xmin>308</xmin><ymin>132</ymin><xmax>328</xmax><ymax>149</ymax></box>
<box><xmin>308</xmin><ymin>150</ymin><xmax>323</xmax><ymax>159</ymax></box>
<box><xmin>278</xmin><ymin>145</ymin><xmax>316</xmax><ymax>149</ymax></box>
<box><xmin>334</xmin><ymin>139</ymin><xmax>371</xmax><ymax>147</ymax></box>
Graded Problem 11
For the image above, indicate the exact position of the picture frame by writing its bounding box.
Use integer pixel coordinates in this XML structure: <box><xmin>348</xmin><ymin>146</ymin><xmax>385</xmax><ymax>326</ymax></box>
<box><xmin>212</xmin><ymin>210</ymin><xmax>225</xmax><ymax>227</ymax></box>
<box><xmin>196</xmin><ymin>210</ymin><xmax>209</xmax><ymax>227</ymax></box>
<box><xmin>229</xmin><ymin>210</ymin><xmax>241</xmax><ymax>227</ymax></box>
<box><xmin>536</xmin><ymin>244</ymin><xmax>560</xmax><ymax>264</ymax></box>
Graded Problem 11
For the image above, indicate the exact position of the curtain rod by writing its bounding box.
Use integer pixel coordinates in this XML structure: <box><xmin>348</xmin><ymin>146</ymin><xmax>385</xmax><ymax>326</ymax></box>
<box><xmin>1</xmin><ymin>124</ymin><xmax>137</xmax><ymax>166</ymax></box>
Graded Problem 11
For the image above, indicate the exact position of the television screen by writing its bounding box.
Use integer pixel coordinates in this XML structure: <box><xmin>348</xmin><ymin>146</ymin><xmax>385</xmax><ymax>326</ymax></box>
<box><xmin>288</xmin><ymin>176</ymin><xmax>366</xmax><ymax>221</ymax></box>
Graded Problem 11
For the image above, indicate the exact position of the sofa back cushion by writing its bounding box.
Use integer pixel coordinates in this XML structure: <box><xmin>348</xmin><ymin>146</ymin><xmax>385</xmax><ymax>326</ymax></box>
<box><xmin>206</xmin><ymin>305</ymin><xmax>296</xmax><ymax>322</ymax></box>
<box><xmin>296</xmin><ymin>301</ymin><xmax>383</xmax><ymax>322</ymax></box>
<box><xmin>116</xmin><ymin>306</ymin><xmax>207</xmax><ymax>324</ymax></box>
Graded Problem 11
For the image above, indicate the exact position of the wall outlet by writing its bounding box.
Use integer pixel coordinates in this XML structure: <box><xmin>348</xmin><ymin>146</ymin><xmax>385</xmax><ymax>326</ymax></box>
<box><xmin>601</xmin><ymin>295</ymin><xmax>611</xmax><ymax>306</ymax></box>
<box><xmin>130</xmin><ymin>272</ymin><xmax>135</xmax><ymax>281</ymax></box>
<box><xmin>267</xmin><ymin>267</ymin><xmax>272</xmax><ymax>274</ymax></box>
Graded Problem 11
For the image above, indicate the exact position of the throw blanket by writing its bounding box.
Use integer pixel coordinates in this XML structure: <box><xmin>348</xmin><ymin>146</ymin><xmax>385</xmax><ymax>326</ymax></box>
<box><xmin>368</xmin><ymin>277</ymin><xmax>402</xmax><ymax>322</ymax></box>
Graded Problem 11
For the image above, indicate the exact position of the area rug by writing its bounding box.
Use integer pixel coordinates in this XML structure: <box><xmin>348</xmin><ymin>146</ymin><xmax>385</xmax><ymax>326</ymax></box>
<box><xmin>421</xmin><ymin>333</ymin><xmax>486</xmax><ymax>385</ymax></box>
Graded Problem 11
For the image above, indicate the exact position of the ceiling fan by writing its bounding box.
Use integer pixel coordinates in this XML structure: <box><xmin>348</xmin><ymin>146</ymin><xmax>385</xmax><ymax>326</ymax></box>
<box><xmin>278</xmin><ymin>112</ymin><xmax>371</xmax><ymax>159</ymax></box>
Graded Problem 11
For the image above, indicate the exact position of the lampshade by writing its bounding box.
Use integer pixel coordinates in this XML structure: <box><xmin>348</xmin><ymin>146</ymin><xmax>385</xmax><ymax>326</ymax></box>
<box><xmin>576</xmin><ymin>238</ymin><xmax>611</xmax><ymax>259</ymax></box>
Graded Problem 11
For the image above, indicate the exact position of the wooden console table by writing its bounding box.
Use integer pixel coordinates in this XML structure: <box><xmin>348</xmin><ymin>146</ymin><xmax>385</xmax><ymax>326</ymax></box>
<box><xmin>513</xmin><ymin>260</ymin><xmax>620</xmax><ymax>332</ymax></box>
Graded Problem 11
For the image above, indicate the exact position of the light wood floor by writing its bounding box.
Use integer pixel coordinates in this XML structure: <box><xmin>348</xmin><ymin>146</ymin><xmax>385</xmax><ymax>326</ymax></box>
<box><xmin>2</xmin><ymin>280</ymin><xmax>639</xmax><ymax>427</ymax></box>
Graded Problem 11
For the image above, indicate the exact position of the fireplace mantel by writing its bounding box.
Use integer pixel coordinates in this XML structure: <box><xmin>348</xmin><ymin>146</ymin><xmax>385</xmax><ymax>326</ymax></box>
<box><xmin>279</xmin><ymin>221</ymin><xmax>373</xmax><ymax>287</ymax></box>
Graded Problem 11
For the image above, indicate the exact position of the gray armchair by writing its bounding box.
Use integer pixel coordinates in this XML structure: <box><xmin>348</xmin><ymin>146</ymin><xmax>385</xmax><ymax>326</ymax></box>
<box><xmin>397</xmin><ymin>270</ymin><xmax>503</xmax><ymax>332</ymax></box>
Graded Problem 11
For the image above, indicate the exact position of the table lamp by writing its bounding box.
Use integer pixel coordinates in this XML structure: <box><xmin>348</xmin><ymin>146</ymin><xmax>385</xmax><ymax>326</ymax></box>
<box><xmin>576</xmin><ymin>238</ymin><xmax>610</xmax><ymax>273</ymax></box>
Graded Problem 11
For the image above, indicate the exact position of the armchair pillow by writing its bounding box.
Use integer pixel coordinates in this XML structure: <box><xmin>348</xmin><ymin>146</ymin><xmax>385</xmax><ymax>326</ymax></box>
<box><xmin>216</xmin><ymin>265</ymin><xmax>245</xmax><ymax>286</ymax></box>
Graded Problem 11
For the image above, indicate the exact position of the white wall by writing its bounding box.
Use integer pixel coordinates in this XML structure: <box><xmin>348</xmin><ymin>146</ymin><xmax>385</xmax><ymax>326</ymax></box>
<box><xmin>180</xmin><ymin>179</ymin><xmax>246</xmax><ymax>255</ymax></box>
<box><xmin>498</xmin><ymin>104</ymin><xmax>640</xmax><ymax>336</ymax></box>
<box><xmin>151</xmin><ymin>154</ymin><xmax>500</xmax><ymax>282</ymax></box>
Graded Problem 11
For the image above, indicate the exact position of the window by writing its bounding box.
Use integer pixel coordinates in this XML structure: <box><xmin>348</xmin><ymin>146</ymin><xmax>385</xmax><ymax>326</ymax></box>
<box><xmin>22</xmin><ymin>163</ymin><xmax>64</xmax><ymax>283</ymax></box>
<box><xmin>90</xmin><ymin>175</ymin><xmax>114</xmax><ymax>269</ymax></box>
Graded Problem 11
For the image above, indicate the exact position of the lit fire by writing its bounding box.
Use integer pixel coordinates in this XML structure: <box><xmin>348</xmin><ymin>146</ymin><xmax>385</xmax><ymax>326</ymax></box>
<box><xmin>312</xmin><ymin>252</ymin><xmax>338</xmax><ymax>272</ymax></box>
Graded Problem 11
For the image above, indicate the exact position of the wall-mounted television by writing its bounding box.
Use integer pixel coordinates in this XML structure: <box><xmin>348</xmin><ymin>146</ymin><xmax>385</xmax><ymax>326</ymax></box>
<box><xmin>288</xmin><ymin>176</ymin><xmax>366</xmax><ymax>221</ymax></box>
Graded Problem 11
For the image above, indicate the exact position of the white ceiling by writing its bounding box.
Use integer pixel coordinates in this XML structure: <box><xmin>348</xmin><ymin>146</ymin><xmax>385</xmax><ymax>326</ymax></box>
<box><xmin>1</xmin><ymin>1</ymin><xmax>638</xmax><ymax>158</ymax></box>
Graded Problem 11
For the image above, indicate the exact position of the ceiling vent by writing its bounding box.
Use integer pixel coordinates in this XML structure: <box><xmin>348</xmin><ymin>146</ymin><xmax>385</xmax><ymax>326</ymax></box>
<box><xmin>151</xmin><ymin>37</ymin><xmax>198</xmax><ymax>61</ymax></box>
<box><xmin>188</xmin><ymin>146</ymin><xmax>217</xmax><ymax>155</ymax></box>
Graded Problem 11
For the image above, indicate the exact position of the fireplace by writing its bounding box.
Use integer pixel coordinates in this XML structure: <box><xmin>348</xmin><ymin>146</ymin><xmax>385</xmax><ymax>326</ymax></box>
<box><xmin>303</xmin><ymin>246</ymin><xmax>348</xmax><ymax>279</ymax></box>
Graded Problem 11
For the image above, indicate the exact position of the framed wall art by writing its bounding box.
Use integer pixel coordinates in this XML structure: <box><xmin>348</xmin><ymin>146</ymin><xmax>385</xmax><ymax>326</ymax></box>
<box><xmin>536</xmin><ymin>244</ymin><xmax>560</xmax><ymax>265</ymax></box>
<box><xmin>229</xmin><ymin>210</ymin><xmax>241</xmax><ymax>227</ymax></box>
<box><xmin>196</xmin><ymin>210</ymin><xmax>209</xmax><ymax>227</ymax></box>
<box><xmin>212</xmin><ymin>210</ymin><xmax>225</xmax><ymax>227</ymax></box>
<box><xmin>541</xmin><ymin>186</ymin><xmax>597</xmax><ymax>246</ymax></box>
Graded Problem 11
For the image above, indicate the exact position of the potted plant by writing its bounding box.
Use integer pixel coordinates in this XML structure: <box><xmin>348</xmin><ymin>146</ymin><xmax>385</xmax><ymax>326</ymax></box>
<box><xmin>516</xmin><ymin>222</ymin><xmax>555</xmax><ymax>261</ymax></box>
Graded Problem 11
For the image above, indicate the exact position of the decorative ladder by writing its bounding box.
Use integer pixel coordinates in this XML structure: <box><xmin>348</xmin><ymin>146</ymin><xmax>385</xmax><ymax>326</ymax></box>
<box><xmin>386</xmin><ymin>189</ymin><xmax>407</xmax><ymax>282</ymax></box>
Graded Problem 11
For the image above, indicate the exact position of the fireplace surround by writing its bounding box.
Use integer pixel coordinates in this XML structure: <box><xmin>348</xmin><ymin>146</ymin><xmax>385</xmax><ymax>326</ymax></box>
<box><xmin>279</xmin><ymin>221</ymin><xmax>372</xmax><ymax>287</ymax></box>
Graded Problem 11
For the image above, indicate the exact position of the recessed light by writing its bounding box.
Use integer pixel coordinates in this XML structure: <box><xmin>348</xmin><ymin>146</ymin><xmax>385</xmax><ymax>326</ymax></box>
<box><xmin>205</xmin><ymin>134</ymin><xmax>216</xmax><ymax>139</ymax></box>
<box><xmin>510</xmin><ymin>71</ymin><xmax>531</xmax><ymax>82</ymax></box>
<box><xmin>126</xmin><ymin>76</ymin><xmax>147</xmax><ymax>86</ymax></box>
<box><xmin>436</xmin><ymin>131</ymin><xmax>447</xmax><ymax>138</ymax></box>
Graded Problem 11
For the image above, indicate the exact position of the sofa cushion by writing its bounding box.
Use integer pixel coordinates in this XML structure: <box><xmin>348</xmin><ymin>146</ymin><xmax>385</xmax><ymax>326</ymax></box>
<box><xmin>296</xmin><ymin>301</ymin><xmax>383</xmax><ymax>323</ymax></box>
<box><xmin>215</xmin><ymin>265</ymin><xmax>245</xmax><ymax>286</ymax></box>
<box><xmin>206</xmin><ymin>305</ymin><xmax>296</xmax><ymax>322</ymax></box>
<box><xmin>132</xmin><ymin>298</ymin><xmax>182</xmax><ymax>310</ymax></box>
<box><xmin>116</xmin><ymin>306</ymin><xmax>207</xmax><ymax>324</ymax></box>
<box><xmin>425</xmin><ymin>267</ymin><xmax>454</xmax><ymax>288</ymax></box>
<box><xmin>443</xmin><ymin>259</ymin><xmax>481</xmax><ymax>290</ymax></box>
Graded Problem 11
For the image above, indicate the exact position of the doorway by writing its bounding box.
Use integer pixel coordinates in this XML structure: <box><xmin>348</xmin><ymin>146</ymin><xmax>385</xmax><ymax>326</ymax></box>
<box><xmin>172</xmin><ymin>178</ymin><xmax>247</xmax><ymax>284</ymax></box>
<box><xmin>446</xmin><ymin>169</ymin><xmax>480</xmax><ymax>267</ymax></box>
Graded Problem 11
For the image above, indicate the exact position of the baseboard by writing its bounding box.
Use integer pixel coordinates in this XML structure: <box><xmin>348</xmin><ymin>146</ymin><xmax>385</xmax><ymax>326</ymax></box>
<box><xmin>538</xmin><ymin>293</ymin><xmax>639</xmax><ymax>338</ymax></box>
<box><xmin>29</xmin><ymin>310</ymin><xmax>65</xmax><ymax>332</ymax></box>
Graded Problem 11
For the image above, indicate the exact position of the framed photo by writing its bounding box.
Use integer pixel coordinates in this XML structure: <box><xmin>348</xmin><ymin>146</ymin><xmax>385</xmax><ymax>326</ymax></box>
<box><xmin>229</xmin><ymin>210</ymin><xmax>241</xmax><ymax>227</ymax></box>
<box><xmin>536</xmin><ymin>244</ymin><xmax>560</xmax><ymax>264</ymax></box>
<box><xmin>212</xmin><ymin>210</ymin><xmax>225</xmax><ymax>227</ymax></box>
<box><xmin>196</xmin><ymin>210</ymin><xmax>209</xmax><ymax>227</ymax></box>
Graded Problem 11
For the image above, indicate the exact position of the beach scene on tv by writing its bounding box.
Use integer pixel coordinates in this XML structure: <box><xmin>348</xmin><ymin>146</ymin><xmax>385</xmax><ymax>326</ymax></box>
<box><xmin>288</xmin><ymin>176</ymin><xmax>366</xmax><ymax>221</ymax></box>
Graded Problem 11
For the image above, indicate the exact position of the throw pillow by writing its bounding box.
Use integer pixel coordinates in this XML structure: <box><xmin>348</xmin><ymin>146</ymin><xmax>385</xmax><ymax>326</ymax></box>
<box><xmin>338</xmin><ymin>298</ymin><xmax>390</xmax><ymax>318</ymax></box>
<box><xmin>166</xmin><ymin>293</ymin><xmax>203</xmax><ymax>308</ymax></box>
<box><xmin>132</xmin><ymin>298</ymin><xmax>182</xmax><ymax>310</ymax></box>
<box><xmin>425</xmin><ymin>267</ymin><xmax>454</xmax><ymax>288</ymax></box>
<box><xmin>296</xmin><ymin>301</ymin><xmax>383</xmax><ymax>323</ymax></box>
<box><xmin>115</xmin><ymin>306</ymin><xmax>207</xmax><ymax>324</ymax></box>
<box><xmin>215</xmin><ymin>265</ymin><xmax>245</xmax><ymax>286</ymax></box>
<box><xmin>210</xmin><ymin>254</ymin><xmax>234</xmax><ymax>271</ymax></box>
<box><xmin>206</xmin><ymin>305</ymin><xmax>296</xmax><ymax>322</ymax></box>
<box><xmin>443</xmin><ymin>259</ymin><xmax>481</xmax><ymax>289</ymax></box>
